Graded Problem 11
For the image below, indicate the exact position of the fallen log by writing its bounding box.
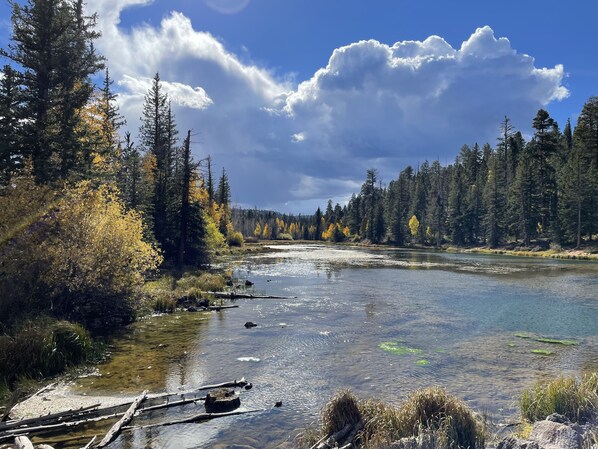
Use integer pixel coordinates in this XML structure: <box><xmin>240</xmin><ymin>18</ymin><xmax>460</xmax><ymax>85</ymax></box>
<box><xmin>208</xmin><ymin>305</ymin><xmax>239</xmax><ymax>310</ymax></box>
<box><xmin>209</xmin><ymin>292</ymin><xmax>297</xmax><ymax>300</ymax></box>
<box><xmin>0</xmin><ymin>403</ymin><xmax>102</xmax><ymax>432</ymax></box>
<box><xmin>1</xmin><ymin>379</ymin><xmax>250</xmax><ymax>439</ymax></box>
<box><xmin>122</xmin><ymin>408</ymin><xmax>263</xmax><ymax>430</ymax></box>
<box><xmin>3</xmin><ymin>411</ymin><xmax>123</xmax><ymax>437</ymax></box>
<box><xmin>95</xmin><ymin>390</ymin><xmax>147</xmax><ymax>448</ymax></box>
<box><xmin>14</xmin><ymin>436</ymin><xmax>35</xmax><ymax>449</ymax></box>
<box><xmin>317</xmin><ymin>423</ymin><xmax>352</xmax><ymax>449</ymax></box>
<box><xmin>340</xmin><ymin>421</ymin><xmax>362</xmax><ymax>447</ymax></box>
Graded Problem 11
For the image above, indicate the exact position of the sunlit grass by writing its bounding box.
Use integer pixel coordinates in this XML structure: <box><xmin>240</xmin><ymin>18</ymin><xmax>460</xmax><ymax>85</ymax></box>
<box><xmin>520</xmin><ymin>374</ymin><xmax>598</xmax><ymax>423</ymax></box>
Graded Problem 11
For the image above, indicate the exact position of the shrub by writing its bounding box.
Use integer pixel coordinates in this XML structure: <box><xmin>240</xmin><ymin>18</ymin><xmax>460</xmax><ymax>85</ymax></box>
<box><xmin>0</xmin><ymin>181</ymin><xmax>162</xmax><ymax>327</ymax></box>
<box><xmin>520</xmin><ymin>374</ymin><xmax>598</xmax><ymax>423</ymax></box>
<box><xmin>227</xmin><ymin>230</ymin><xmax>244</xmax><ymax>247</ymax></box>
<box><xmin>0</xmin><ymin>319</ymin><xmax>93</xmax><ymax>384</ymax></box>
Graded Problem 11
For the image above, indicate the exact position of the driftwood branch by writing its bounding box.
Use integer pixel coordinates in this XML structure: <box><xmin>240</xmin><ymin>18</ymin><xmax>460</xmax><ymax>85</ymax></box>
<box><xmin>14</xmin><ymin>436</ymin><xmax>35</xmax><ymax>449</ymax></box>
<box><xmin>309</xmin><ymin>434</ymin><xmax>330</xmax><ymax>449</ymax></box>
<box><xmin>123</xmin><ymin>408</ymin><xmax>263</xmax><ymax>430</ymax></box>
<box><xmin>96</xmin><ymin>390</ymin><xmax>147</xmax><ymax>448</ymax></box>
<box><xmin>81</xmin><ymin>435</ymin><xmax>97</xmax><ymax>449</ymax></box>
<box><xmin>1</xmin><ymin>379</ymin><xmax>251</xmax><ymax>441</ymax></box>
<box><xmin>208</xmin><ymin>305</ymin><xmax>239</xmax><ymax>310</ymax></box>
<box><xmin>0</xmin><ymin>403</ymin><xmax>102</xmax><ymax>432</ymax></box>
<box><xmin>209</xmin><ymin>292</ymin><xmax>297</xmax><ymax>300</ymax></box>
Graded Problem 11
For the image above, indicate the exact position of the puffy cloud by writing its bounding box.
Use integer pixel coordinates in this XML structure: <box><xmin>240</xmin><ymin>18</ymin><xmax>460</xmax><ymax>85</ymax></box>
<box><xmin>85</xmin><ymin>0</ymin><xmax>568</xmax><ymax>212</ymax></box>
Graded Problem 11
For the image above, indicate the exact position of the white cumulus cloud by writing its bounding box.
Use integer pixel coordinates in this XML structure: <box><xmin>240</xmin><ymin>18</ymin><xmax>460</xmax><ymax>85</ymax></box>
<box><xmin>85</xmin><ymin>0</ymin><xmax>568</xmax><ymax>213</ymax></box>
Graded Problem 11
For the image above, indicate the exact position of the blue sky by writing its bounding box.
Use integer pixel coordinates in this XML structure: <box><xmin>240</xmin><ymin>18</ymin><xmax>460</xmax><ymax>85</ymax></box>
<box><xmin>1</xmin><ymin>0</ymin><xmax>597</xmax><ymax>212</ymax></box>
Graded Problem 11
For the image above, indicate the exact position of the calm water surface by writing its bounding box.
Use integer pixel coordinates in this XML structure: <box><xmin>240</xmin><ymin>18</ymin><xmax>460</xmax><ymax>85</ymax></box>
<box><xmin>60</xmin><ymin>246</ymin><xmax>598</xmax><ymax>448</ymax></box>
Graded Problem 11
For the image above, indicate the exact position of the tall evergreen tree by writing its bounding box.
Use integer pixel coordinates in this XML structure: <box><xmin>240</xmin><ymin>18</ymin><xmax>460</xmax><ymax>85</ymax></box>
<box><xmin>216</xmin><ymin>167</ymin><xmax>231</xmax><ymax>236</ymax></box>
<box><xmin>1</xmin><ymin>0</ymin><xmax>103</xmax><ymax>182</ymax></box>
<box><xmin>139</xmin><ymin>73</ymin><xmax>176</xmax><ymax>252</ymax></box>
<box><xmin>530</xmin><ymin>109</ymin><xmax>560</xmax><ymax>235</ymax></box>
<box><xmin>0</xmin><ymin>65</ymin><xmax>23</xmax><ymax>184</ymax></box>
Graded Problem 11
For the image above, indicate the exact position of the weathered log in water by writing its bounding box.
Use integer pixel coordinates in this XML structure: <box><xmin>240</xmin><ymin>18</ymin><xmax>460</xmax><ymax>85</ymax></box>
<box><xmin>0</xmin><ymin>403</ymin><xmax>102</xmax><ymax>432</ymax></box>
<box><xmin>95</xmin><ymin>390</ymin><xmax>147</xmax><ymax>448</ymax></box>
<box><xmin>122</xmin><ymin>408</ymin><xmax>263</xmax><ymax>430</ymax></box>
<box><xmin>0</xmin><ymin>379</ymin><xmax>252</xmax><ymax>441</ymax></box>
<box><xmin>209</xmin><ymin>291</ymin><xmax>297</xmax><ymax>300</ymax></box>
<box><xmin>208</xmin><ymin>305</ymin><xmax>239</xmax><ymax>310</ymax></box>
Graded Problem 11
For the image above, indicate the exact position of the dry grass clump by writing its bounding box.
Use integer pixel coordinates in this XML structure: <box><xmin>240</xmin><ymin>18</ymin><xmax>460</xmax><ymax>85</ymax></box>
<box><xmin>394</xmin><ymin>387</ymin><xmax>484</xmax><ymax>449</ymax></box>
<box><xmin>321</xmin><ymin>389</ymin><xmax>362</xmax><ymax>435</ymax></box>
<box><xmin>310</xmin><ymin>387</ymin><xmax>485</xmax><ymax>449</ymax></box>
<box><xmin>520</xmin><ymin>374</ymin><xmax>598</xmax><ymax>423</ymax></box>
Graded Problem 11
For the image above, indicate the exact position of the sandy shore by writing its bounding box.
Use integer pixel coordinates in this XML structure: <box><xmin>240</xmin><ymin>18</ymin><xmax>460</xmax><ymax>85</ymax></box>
<box><xmin>9</xmin><ymin>382</ymin><xmax>134</xmax><ymax>420</ymax></box>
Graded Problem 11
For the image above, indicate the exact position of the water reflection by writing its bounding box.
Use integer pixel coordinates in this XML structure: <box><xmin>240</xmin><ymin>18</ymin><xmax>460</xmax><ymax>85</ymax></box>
<box><xmin>54</xmin><ymin>246</ymin><xmax>598</xmax><ymax>448</ymax></box>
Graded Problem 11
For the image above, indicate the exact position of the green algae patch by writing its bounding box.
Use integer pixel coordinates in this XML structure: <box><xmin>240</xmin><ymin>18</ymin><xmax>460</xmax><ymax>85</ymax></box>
<box><xmin>515</xmin><ymin>333</ymin><xmax>579</xmax><ymax>346</ymax></box>
<box><xmin>415</xmin><ymin>359</ymin><xmax>430</xmax><ymax>366</ymax></box>
<box><xmin>514</xmin><ymin>332</ymin><xmax>533</xmax><ymax>339</ymax></box>
<box><xmin>507</xmin><ymin>343</ymin><xmax>517</xmax><ymax>347</ymax></box>
<box><xmin>531</xmin><ymin>349</ymin><xmax>554</xmax><ymax>356</ymax></box>
<box><xmin>535</xmin><ymin>338</ymin><xmax>578</xmax><ymax>346</ymax></box>
<box><xmin>379</xmin><ymin>342</ymin><xmax>422</xmax><ymax>356</ymax></box>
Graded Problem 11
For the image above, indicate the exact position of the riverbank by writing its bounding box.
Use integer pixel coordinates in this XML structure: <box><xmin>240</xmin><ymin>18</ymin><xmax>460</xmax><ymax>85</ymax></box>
<box><xmin>235</xmin><ymin>239</ymin><xmax>598</xmax><ymax>261</ymax></box>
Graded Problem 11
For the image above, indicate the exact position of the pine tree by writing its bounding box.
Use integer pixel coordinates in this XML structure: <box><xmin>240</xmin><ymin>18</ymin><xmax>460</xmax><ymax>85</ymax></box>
<box><xmin>530</xmin><ymin>109</ymin><xmax>560</xmax><ymax>235</ymax></box>
<box><xmin>0</xmin><ymin>65</ymin><xmax>23</xmax><ymax>184</ymax></box>
<box><xmin>139</xmin><ymin>73</ymin><xmax>175</xmax><ymax>252</ymax></box>
<box><xmin>1</xmin><ymin>0</ymin><xmax>104</xmax><ymax>182</ymax></box>
<box><xmin>216</xmin><ymin>168</ymin><xmax>231</xmax><ymax>236</ymax></box>
<box><xmin>448</xmin><ymin>163</ymin><xmax>466</xmax><ymax>245</ymax></box>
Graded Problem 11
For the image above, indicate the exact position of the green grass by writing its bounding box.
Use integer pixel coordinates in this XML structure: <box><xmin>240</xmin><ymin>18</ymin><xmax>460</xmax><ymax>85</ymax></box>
<box><xmin>520</xmin><ymin>373</ymin><xmax>598</xmax><ymax>423</ymax></box>
<box><xmin>379</xmin><ymin>342</ymin><xmax>423</xmax><ymax>355</ymax></box>
<box><xmin>0</xmin><ymin>319</ymin><xmax>93</xmax><ymax>385</ymax></box>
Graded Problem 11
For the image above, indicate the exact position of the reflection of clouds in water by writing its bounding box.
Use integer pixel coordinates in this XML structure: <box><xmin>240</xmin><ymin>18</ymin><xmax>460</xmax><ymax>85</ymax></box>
<box><xmin>252</xmin><ymin>245</ymin><xmax>544</xmax><ymax>275</ymax></box>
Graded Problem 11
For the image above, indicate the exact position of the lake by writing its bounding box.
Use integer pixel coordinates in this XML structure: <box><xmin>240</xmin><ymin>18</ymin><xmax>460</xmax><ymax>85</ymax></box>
<box><xmin>61</xmin><ymin>245</ymin><xmax>598</xmax><ymax>448</ymax></box>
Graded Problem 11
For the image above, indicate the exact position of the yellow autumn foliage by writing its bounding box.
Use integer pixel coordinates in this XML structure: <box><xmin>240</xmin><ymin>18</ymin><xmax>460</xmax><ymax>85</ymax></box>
<box><xmin>0</xmin><ymin>179</ymin><xmax>162</xmax><ymax>325</ymax></box>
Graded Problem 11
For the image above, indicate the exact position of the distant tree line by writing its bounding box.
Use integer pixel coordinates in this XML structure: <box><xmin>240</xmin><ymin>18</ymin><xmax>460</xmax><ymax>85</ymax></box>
<box><xmin>243</xmin><ymin>102</ymin><xmax>598</xmax><ymax>249</ymax></box>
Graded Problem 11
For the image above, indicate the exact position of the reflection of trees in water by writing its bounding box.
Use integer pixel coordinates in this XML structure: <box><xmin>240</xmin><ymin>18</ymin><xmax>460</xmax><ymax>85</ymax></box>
<box><xmin>325</xmin><ymin>264</ymin><xmax>342</xmax><ymax>280</ymax></box>
<box><xmin>365</xmin><ymin>302</ymin><xmax>376</xmax><ymax>318</ymax></box>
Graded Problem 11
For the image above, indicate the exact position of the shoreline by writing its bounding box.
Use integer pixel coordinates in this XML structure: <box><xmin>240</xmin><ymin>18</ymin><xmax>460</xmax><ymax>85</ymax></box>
<box><xmin>232</xmin><ymin>240</ymin><xmax>598</xmax><ymax>261</ymax></box>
